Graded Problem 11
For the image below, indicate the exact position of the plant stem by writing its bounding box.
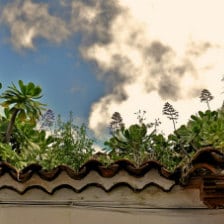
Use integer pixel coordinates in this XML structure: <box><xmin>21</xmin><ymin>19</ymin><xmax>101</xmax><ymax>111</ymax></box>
<box><xmin>206</xmin><ymin>100</ymin><xmax>211</xmax><ymax>110</ymax></box>
<box><xmin>171</xmin><ymin>115</ymin><xmax>176</xmax><ymax>131</ymax></box>
<box><xmin>5</xmin><ymin>109</ymin><xmax>19</xmax><ymax>143</ymax></box>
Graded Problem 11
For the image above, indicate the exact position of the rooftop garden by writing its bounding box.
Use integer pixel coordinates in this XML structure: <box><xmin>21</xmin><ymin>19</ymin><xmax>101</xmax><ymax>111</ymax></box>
<box><xmin>0</xmin><ymin>80</ymin><xmax>223</xmax><ymax>172</ymax></box>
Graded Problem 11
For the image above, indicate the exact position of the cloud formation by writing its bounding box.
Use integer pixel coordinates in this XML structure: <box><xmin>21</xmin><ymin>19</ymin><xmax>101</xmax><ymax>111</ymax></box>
<box><xmin>84</xmin><ymin>0</ymin><xmax>224</xmax><ymax>136</ymax></box>
<box><xmin>0</xmin><ymin>0</ymin><xmax>70</xmax><ymax>49</ymax></box>
<box><xmin>70</xmin><ymin>0</ymin><xmax>122</xmax><ymax>43</ymax></box>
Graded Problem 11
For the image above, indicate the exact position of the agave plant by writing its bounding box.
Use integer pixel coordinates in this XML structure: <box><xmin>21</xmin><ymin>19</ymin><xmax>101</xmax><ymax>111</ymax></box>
<box><xmin>171</xmin><ymin>110</ymin><xmax>224</xmax><ymax>153</ymax></box>
<box><xmin>105</xmin><ymin>112</ymin><xmax>158</xmax><ymax>166</ymax></box>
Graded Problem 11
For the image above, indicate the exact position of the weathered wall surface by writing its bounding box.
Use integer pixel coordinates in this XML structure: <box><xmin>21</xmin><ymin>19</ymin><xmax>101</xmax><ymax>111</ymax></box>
<box><xmin>0</xmin><ymin>206</ymin><xmax>223</xmax><ymax>224</ymax></box>
<box><xmin>0</xmin><ymin>185</ymin><xmax>223</xmax><ymax>224</ymax></box>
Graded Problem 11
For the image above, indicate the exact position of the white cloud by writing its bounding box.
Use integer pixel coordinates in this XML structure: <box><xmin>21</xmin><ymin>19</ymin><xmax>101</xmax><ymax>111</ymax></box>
<box><xmin>121</xmin><ymin>0</ymin><xmax>224</xmax><ymax>51</ymax></box>
<box><xmin>87</xmin><ymin>0</ymin><xmax>224</xmax><ymax>137</ymax></box>
<box><xmin>0</xmin><ymin>0</ymin><xmax>70</xmax><ymax>49</ymax></box>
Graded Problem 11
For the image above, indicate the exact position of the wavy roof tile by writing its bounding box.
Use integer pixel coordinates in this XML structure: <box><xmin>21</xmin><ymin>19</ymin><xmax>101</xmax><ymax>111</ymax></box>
<box><xmin>0</xmin><ymin>147</ymin><xmax>224</xmax><ymax>208</ymax></box>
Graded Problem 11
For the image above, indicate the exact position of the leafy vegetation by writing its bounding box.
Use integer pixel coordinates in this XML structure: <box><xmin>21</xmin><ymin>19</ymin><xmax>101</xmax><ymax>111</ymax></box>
<box><xmin>0</xmin><ymin>80</ymin><xmax>46</xmax><ymax>143</ymax></box>
<box><xmin>42</xmin><ymin>113</ymin><xmax>94</xmax><ymax>171</ymax></box>
<box><xmin>0</xmin><ymin>80</ymin><xmax>223</xmax><ymax>171</ymax></box>
<box><xmin>0</xmin><ymin>81</ymin><xmax>94</xmax><ymax>171</ymax></box>
<box><xmin>172</xmin><ymin>109</ymin><xmax>224</xmax><ymax>152</ymax></box>
<box><xmin>104</xmin><ymin>111</ymin><xmax>180</xmax><ymax>170</ymax></box>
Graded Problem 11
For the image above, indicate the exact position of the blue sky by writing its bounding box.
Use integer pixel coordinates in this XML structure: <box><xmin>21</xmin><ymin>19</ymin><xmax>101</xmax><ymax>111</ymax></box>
<box><xmin>1</xmin><ymin>0</ymin><xmax>224</xmax><ymax>145</ymax></box>
<box><xmin>0</xmin><ymin>19</ymin><xmax>105</xmax><ymax>119</ymax></box>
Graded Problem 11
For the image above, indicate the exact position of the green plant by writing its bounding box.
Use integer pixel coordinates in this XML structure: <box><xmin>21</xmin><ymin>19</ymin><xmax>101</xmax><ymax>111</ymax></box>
<box><xmin>171</xmin><ymin>110</ymin><xmax>224</xmax><ymax>155</ymax></box>
<box><xmin>45</xmin><ymin>113</ymin><xmax>94</xmax><ymax>171</ymax></box>
<box><xmin>0</xmin><ymin>118</ymin><xmax>55</xmax><ymax>169</ymax></box>
<box><xmin>0</xmin><ymin>143</ymin><xmax>26</xmax><ymax>169</ymax></box>
<box><xmin>0</xmin><ymin>80</ymin><xmax>46</xmax><ymax>143</ymax></box>
<box><xmin>2</xmin><ymin>79</ymin><xmax>224</xmax><ymax>172</ymax></box>
<box><xmin>104</xmin><ymin>111</ymin><xmax>182</xmax><ymax>169</ymax></box>
<box><xmin>149</xmin><ymin>134</ymin><xmax>181</xmax><ymax>170</ymax></box>
<box><xmin>105</xmin><ymin>111</ymin><xmax>158</xmax><ymax>166</ymax></box>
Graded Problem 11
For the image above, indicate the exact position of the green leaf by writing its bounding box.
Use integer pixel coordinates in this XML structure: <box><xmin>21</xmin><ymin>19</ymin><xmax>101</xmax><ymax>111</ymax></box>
<box><xmin>0</xmin><ymin>101</ymin><xmax>10</xmax><ymax>108</ymax></box>
<box><xmin>18</xmin><ymin>80</ymin><xmax>26</xmax><ymax>94</ymax></box>
<box><xmin>33</xmin><ymin>86</ymin><xmax>42</xmax><ymax>96</ymax></box>
<box><xmin>18</xmin><ymin>110</ymin><xmax>26</xmax><ymax>121</ymax></box>
<box><xmin>198</xmin><ymin>111</ymin><xmax>204</xmax><ymax>118</ymax></box>
<box><xmin>27</xmin><ymin>82</ymin><xmax>35</xmax><ymax>94</ymax></box>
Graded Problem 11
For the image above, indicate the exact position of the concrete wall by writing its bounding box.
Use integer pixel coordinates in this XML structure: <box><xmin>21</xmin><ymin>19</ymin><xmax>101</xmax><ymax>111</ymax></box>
<box><xmin>0</xmin><ymin>206</ymin><xmax>223</xmax><ymax>224</ymax></box>
<box><xmin>0</xmin><ymin>168</ymin><xmax>223</xmax><ymax>223</ymax></box>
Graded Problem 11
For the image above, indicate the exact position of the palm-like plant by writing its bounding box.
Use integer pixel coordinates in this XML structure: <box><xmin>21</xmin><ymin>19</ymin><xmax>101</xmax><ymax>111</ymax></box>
<box><xmin>199</xmin><ymin>89</ymin><xmax>214</xmax><ymax>110</ymax></box>
<box><xmin>162</xmin><ymin>102</ymin><xmax>179</xmax><ymax>130</ymax></box>
<box><xmin>109</xmin><ymin>112</ymin><xmax>125</xmax><ymax>134</ymax></box>
<box><xmin>0</xmin><ymin>80</ymin><xmax>46</xmax><ymax>143</ymax></box>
